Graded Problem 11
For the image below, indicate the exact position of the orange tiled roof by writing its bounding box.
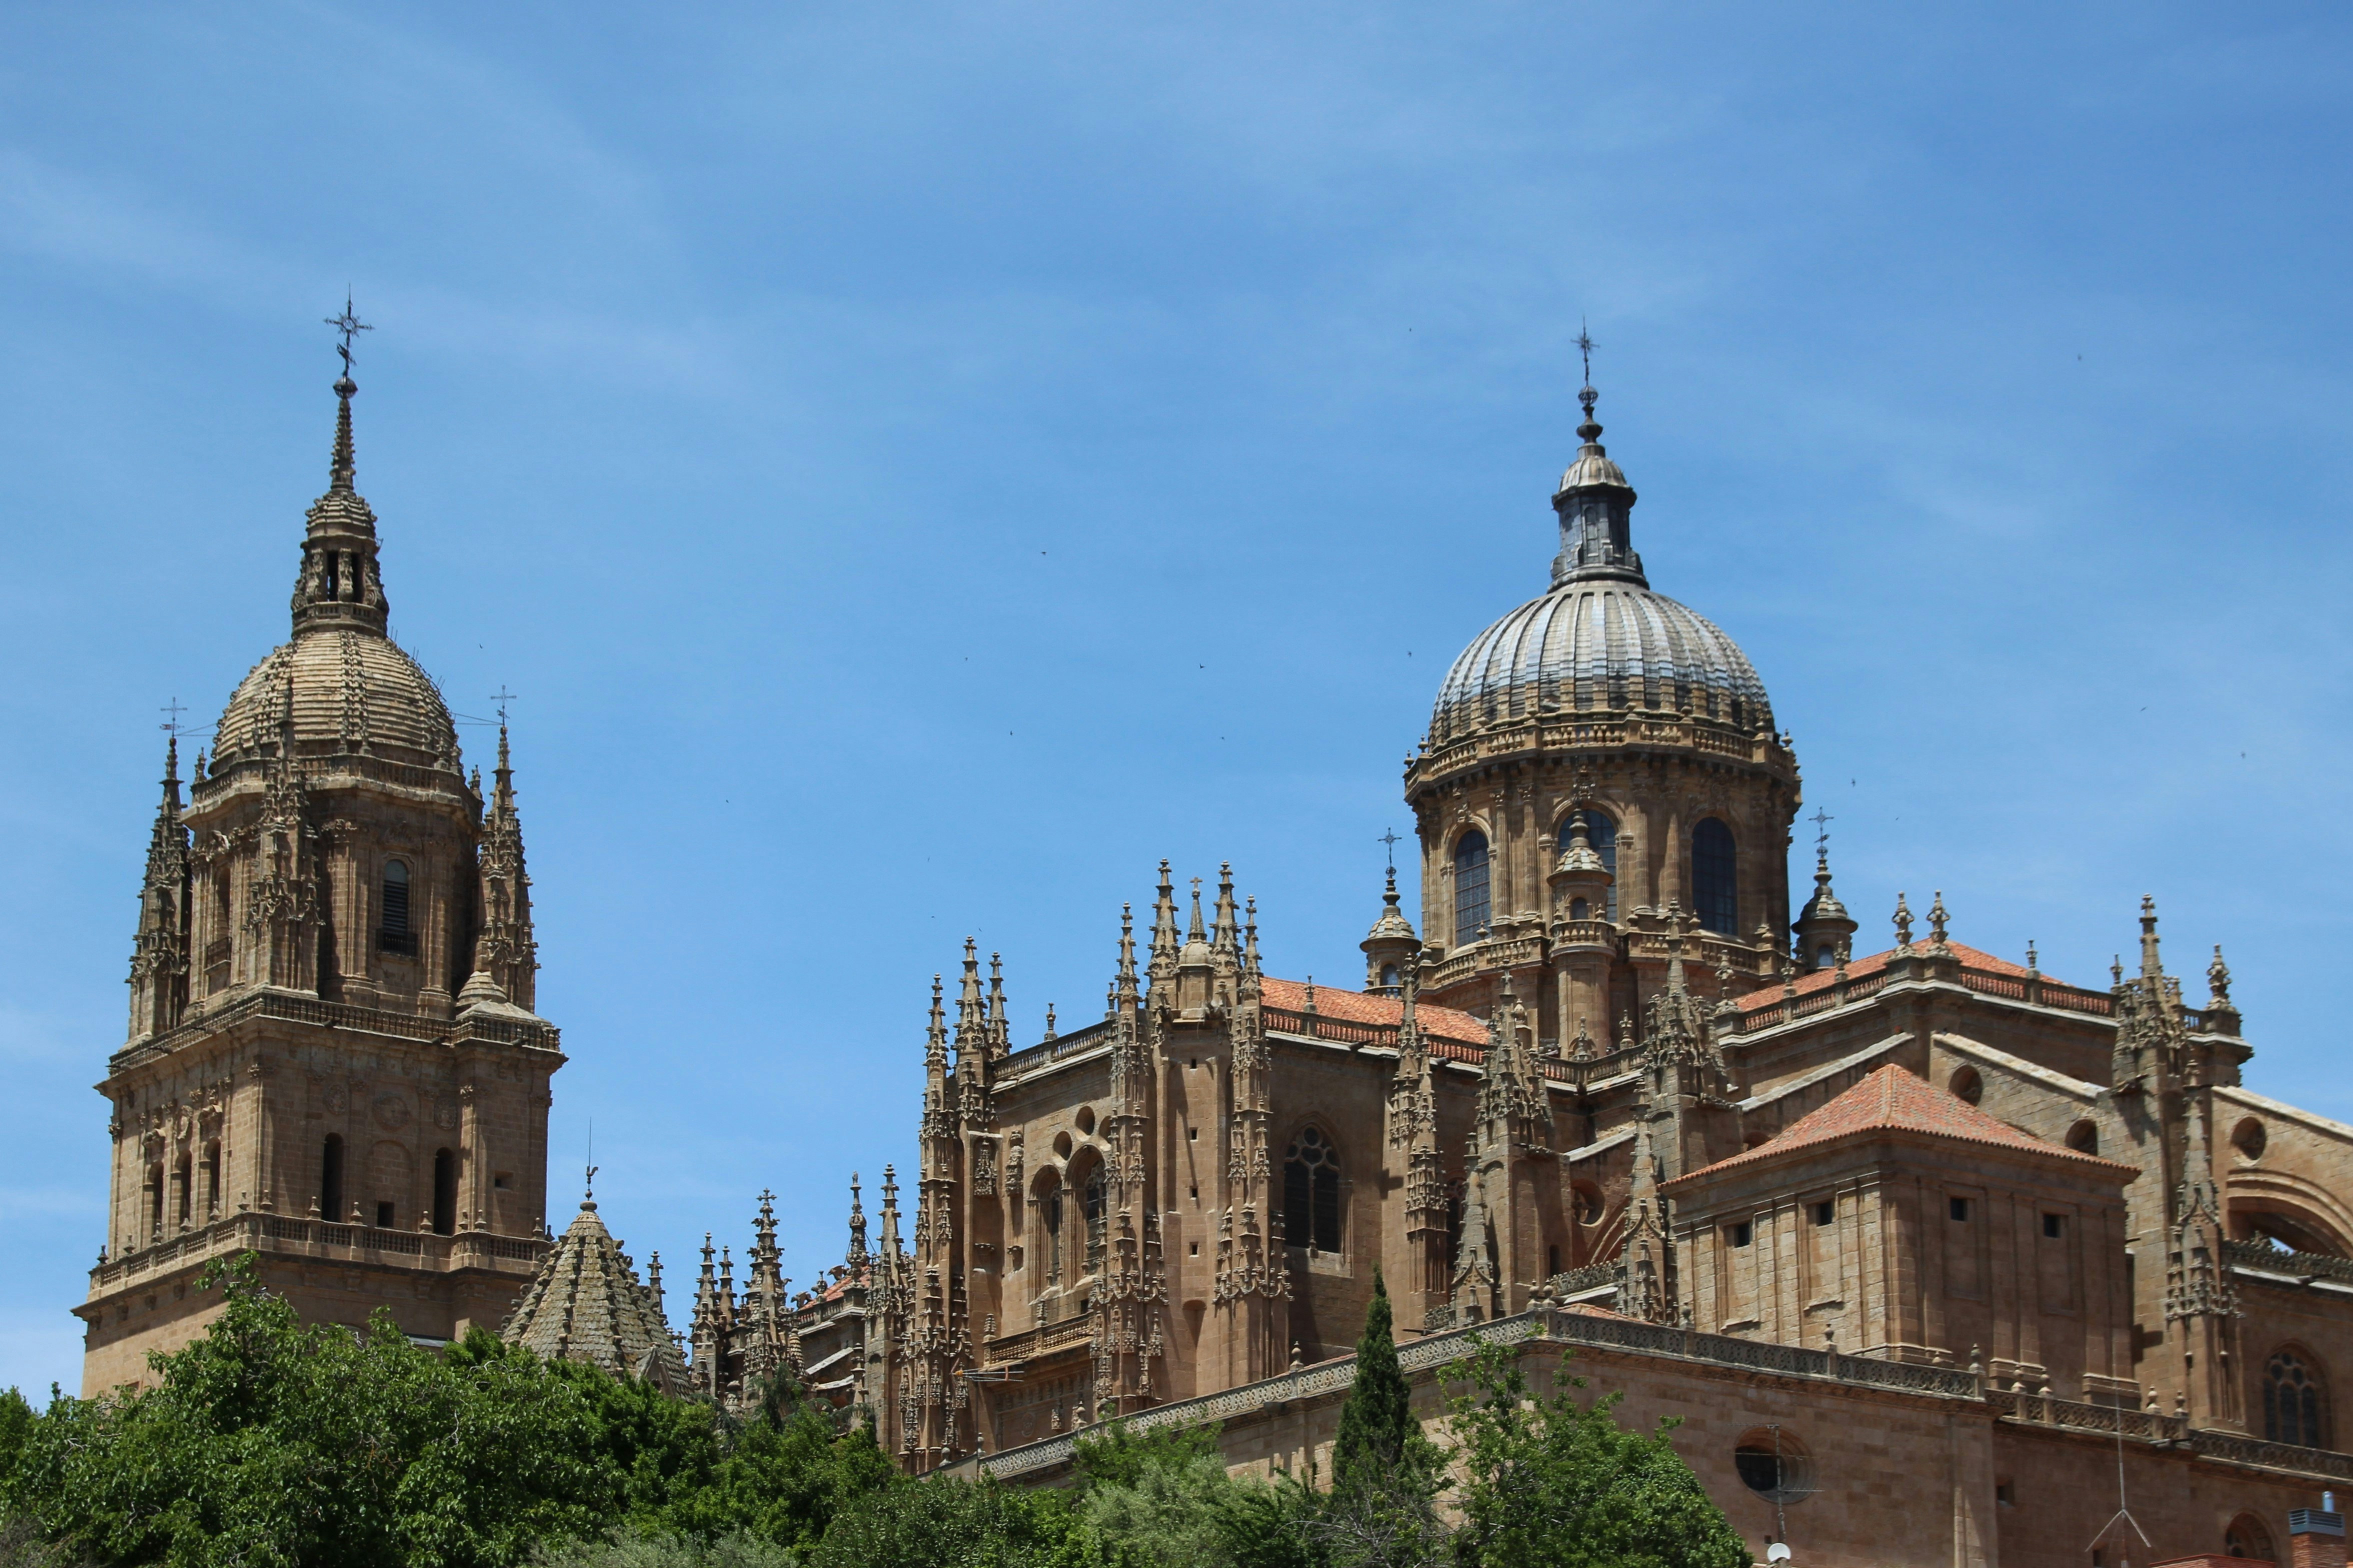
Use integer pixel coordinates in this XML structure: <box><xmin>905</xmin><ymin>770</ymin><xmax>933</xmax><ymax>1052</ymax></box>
<box><xmin>1740</xmin><ymin>941</ymin><xmax>2046</xmax><ymax>1013</ymax></box>
<box><xmin>1258</xmin><ymin>976</ymin><xmax>1487</xmax><ymax>1047</ymax></box>
<box><xmin>1665</xmin><ymin>1064</ymin><xmax>2130</xmax><ymax>1186</ymax></box>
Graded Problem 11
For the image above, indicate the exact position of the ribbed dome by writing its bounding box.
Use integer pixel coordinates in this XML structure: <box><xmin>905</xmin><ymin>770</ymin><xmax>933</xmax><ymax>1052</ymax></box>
<box><xmin>1430</xmin><ymin>580</ymin><xmax>1772</xmax><ymax>740</ymax></box>
<box><xmin>212</xmin><ymin>628</ymin><xmax>460</xmax><ymax>772</ymax></box>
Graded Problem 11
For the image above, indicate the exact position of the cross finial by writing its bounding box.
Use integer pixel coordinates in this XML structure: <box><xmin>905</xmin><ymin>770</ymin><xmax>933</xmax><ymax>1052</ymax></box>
<box><xmin>490</xmin><ymin>686</ymin><xmax>519</xmax><ymax>727</ymax></box>
<box><xmin>1574</xmin><ymin>318</ymin><xmax>1599</xmax><ymax>424</ymax></box>
<box><xmin>1190</xmin><ymin>876</ymin><xmax>1202</xmax><ymax>898</ymax></box>
<box><xmin>325</xmin><ymin>292</ymin><xmax>372</xmax><ymax>381</ymax></box>
<box><xmin>1377</xmin><ymin>828</ymin><xmax>1403</xmax><ymax>868</ymax></box>
<box><xmin>159</xmin><ymin>696</ymin><xmax>187</xmax><ymax>738</ymax></box>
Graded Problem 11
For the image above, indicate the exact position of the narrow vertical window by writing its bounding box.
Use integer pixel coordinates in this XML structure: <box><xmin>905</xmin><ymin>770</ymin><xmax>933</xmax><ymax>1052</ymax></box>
<box><xmin>321</xmin><ymin>1134</ymin><xmax>345</xmax><ymax>1222</ymax></box>
<box><xmin>203</xmin><ymin>1140</ymin><xmax>222</xmax><ymax>1220</ymax></box>
<box><xmin>1453</xmin><ymin>831</ymin><xmax>1491</xmax><ymax>942</ymax></box>
<box><xmin>1692</xmin><ymin>818</ymin><xmax>1737</xmax><ymax>936</ymax></box>
<box><xmin>432</xmin><ymin>1147</ymin><xmax>457</xmax><ymax>1235</ymax></box>
<box><xmin>1041</xmin><ymin>1183</ymin><xmax>1064</xmax><ymax>1282</ymax></box>
<box><xmin>1284</xmin><ymin>1127</ymin><xmax>1342</xmax><ymax>1252</ymax></box>
<box><xmin>378</xmin><ymin>860</ymin><xmax>417</xmax><ymax>956</ymax></box>
<box><xmin>2264</xmin><ymin>1349</ymin><xmax>2328</xmax><ymax>1448</ymax></box>
<box><xmin>1083</xmin><ymin>1168</ymin><xmax>1107</xmax><ymax>1276</ymax></box>
<box><xmin>175</xmin><ymin>1154</ymin><xmax>192</xmax><ymax>1228</ymax></box>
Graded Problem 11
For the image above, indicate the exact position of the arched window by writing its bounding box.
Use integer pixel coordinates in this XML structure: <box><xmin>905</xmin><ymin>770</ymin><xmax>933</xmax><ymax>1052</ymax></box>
<box><xmin>2263</xmin><ymin>1349</ymin><xmax>2327</xmax><ymax>1448</ymax></box>
<box><xmin>1453</xmin><ymin>832</ymin><xmax>1490</xmax><ymax>942</ymax></box>
<box><xmin>1284</xmin><ymin>1126</ymin><xmax>1342</xmax><ymax>1252</ymax></box>
<box><xmin>321</xmin><ymin>1134</ymin><xmax>345</xmax><ymax>1222</ymax></box>
<box><xmin>379</xmin><ymin>860</ymin><xmax>417</xmax><ymax>956</ymax></box>
<box><xmin>203</xmin><ymin>1140</ymin><xmax>222</xmax><ymax>1220</ymax></box>
<box><xmin>1691</xmin><ymin>818</ymin><xmax>1737</xmax><ymax>936</ymax></box>
<box><xmin>1083</xmin><ymin>1168</ymin><xmax>1108</xmax><ymax>1276</ymax></box>
<box><xmin>2066</xmin><ymin>1120</ymin><xmax>2099</xmax><ymax>1156</ymax></box>
<box><xmin>174</xmin><ymin>1153</ymin><xmax>192</xmax><ymax>1228</ymax></box>
<box><xmin>1812</xmin><ymin>942</ymin><xmax>1837</xmax><ymax>970</ymax></box>
<box><xmin>146</xmin><ymin>1162</ymin><xmax>164</xmax><ymax>1240</ymax></box>
<box><xmin>2226</xmin><ymin>1513</ymin><xmax>2276</xmax><ymax>1563</ymax></box>
<box><xmin>432</xmin><ymin>1147</ymin><xmax>457</xmax><ymax>1235</ymax></box>
<box><xmin>1560</xmin><ymin>810</ymin><xmax>1619</xmax><ymax>920</ymax></box>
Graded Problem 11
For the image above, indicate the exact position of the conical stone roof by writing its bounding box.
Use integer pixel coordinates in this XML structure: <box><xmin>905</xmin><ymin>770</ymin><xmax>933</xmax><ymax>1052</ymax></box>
<box><xmin>502</xmin><ymin>1194</ymin><xmax>684</xmax><ymax>1391</ymax></box>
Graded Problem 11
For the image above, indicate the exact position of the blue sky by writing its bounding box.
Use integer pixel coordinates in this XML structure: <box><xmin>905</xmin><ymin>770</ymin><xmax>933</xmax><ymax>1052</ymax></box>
<box><xmin>4</xmin><ymin>3</ymin><xmax>2350</xmax><ymax>1396</ymax></box>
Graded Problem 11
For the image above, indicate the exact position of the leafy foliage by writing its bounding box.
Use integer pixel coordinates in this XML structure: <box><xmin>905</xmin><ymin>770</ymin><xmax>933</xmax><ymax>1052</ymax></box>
<box><xmin>0</xmin><ymin>1256</ymin><xmax>1749</xmax><ymax>1568</ymax></box>
<box><xmin>1442</xmin><ymin>1340</ymin><xmax>1750</xmax><ymax>1568</ymax></box>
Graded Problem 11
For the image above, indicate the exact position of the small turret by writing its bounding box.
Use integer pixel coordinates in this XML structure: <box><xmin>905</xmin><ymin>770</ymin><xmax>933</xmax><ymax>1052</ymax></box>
<box><xmin>1360</xmin><ymin>864</ymin><xmax>1419</xmax><ymax>996</ymax></box>
<box><xmin>1791</xmin><ymin>842</ymin><xmax>1857</xmax><ymax>970</ymax></box>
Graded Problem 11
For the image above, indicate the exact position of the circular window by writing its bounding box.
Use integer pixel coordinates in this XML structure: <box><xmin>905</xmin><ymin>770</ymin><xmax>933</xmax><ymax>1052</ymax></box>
<box><xmin>1052</xmin><ymin>1130</ymin><xmax>1074</xmax><ymax>1160</ymax></box>
<box><xmin>2066</xmin><ymin>1120</ymin><xmax>2099</xmax><ymax>1155</ymax></box>
<box><xmin>1948</xmin><ymin>1066</ymin><xmax>1982</xmax><ymax>1106</ymax></box>
<box><xmin>2233</xmin><ymin>1118</ymin><xmax>2268</xmax><ymax>1164</ymax></box>
<box><xmin>1075</xmin><ymin>1106</ymin><xmax>1097</xmax><ymax>1136</ymax></box>
<box><xmin>1573</xmin><ymin>1182</ymin><xmax>1604</xmax><ymax>1226</ymax></box>
<box><xmin>1732</xmin><ymin>1428</ymin><xmax>1814</xmax><ymax>1505</ymax></box>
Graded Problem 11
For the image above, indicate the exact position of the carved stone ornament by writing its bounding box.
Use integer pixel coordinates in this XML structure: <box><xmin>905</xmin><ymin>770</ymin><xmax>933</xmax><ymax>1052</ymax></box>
<box><xmin>372</xmin><ymin>1092</ymin><xmax>411</xmax><ymax>1131</ymax></box>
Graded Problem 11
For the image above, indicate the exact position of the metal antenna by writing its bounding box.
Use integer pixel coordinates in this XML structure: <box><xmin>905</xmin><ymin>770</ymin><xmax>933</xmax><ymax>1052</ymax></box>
<box><xmin>325</xmin><ymin>292</ymin><xmax>372</xmax><ymax>378</ymax></box>
<box><xmin>2082</xmin><ymin>1423</ymin><xmax>2150</xmax><ymax>1562</ymax></box>
<box><xmin>1378</xmin><ymin>828</ymin><xmax>1403</xmax><ymax>868</ymax></box>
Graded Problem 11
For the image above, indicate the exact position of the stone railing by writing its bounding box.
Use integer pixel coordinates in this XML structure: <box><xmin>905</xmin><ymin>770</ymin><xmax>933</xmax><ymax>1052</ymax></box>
<box><xmin>114</xmin><ymin>988</ymin><xmax>561</xmax><ymax>1068</ymax></box>
<box><xmin>1001</xmin><ymin>1020</ymin><xmax>1115</xmax><ymax>1078</ymax></box>
<box><xmin>1548</xmin><ymin>1262</ymin><xmax>1623</xmax><ymax>1298</ymax></box>
<box><xmin>1733</xmin><ymin>958</ymin><xmax>2115</xmax><ymax>1034</ymax></box>
<box><xmin>90</xmin><ymin>1210</ymin><xmax>546</xmax><ymax>1290</ymax></box>
<box><xmin>2225</xmin><ymin>1238</ymin><xmax>2353</xmax><ymax>1286</ymax></box>
<box><xmin>984</xmin><ymin>1312</ymin><xmax>1096</xmax><ymax>1365</ymax></box>
<box><xmin>1986</xmin><ymin>1388</ymin><xmax>2187</xmax><ymax>1442</ymax></box>
<box><xmin>2187</xmin><ymin>1430</ymin><xmax>2353</xmax><ymax>1484</ymax></box>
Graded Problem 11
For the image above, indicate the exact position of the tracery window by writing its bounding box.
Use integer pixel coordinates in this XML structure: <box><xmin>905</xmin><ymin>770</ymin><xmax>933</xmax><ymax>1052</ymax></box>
<box><xmin>1453</xmin><ymin>832</ymin><xmax>1490</xmax><ymax>942</ymax></box>
<box><xmin>1083</xmin><ymin>1167</ymin><xmax>1107</xmax><ymax>1276</ymax></box>
<box><xmin>2263</xmin><ymin>1348</ymin><xmax>2327</xmax><ymax>1448</ymax></box>
<box><xmin>1283</xmin><ymin>1126</ymin><xmax>1342</xmax><ymax>1252</ymax></box>
<box><xmin>1692</xmin><ymin>818</ymin><xmax>1737</xmax><ymax>936</ymax></box>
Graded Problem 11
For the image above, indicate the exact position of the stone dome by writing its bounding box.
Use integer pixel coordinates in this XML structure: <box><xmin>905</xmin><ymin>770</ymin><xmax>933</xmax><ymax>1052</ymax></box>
<box><xmin>205</xmin><ymin>374</ymin><xmax>464</xmax><ymax>780</ymax></box>
<box><xmin>212</xmin><ymin>630</ymin><xmax>461</xmax><ymax>772</ymax></box>
<box><xmin>1429</xmin><ymin>580</ymin><xmax>1773</xmax><ymax>742</ymax></box>
<box><xmin>1426</xmin><ymin>394</ymin><xmax>1774</xmax><ymax>745</ymax></box>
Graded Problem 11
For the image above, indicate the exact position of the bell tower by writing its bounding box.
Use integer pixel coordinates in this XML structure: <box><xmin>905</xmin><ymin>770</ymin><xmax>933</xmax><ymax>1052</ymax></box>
<box><xmin>78</xmin><ymin>328</ymin><xmax>560</xmax><ymax>1392</ymax></box>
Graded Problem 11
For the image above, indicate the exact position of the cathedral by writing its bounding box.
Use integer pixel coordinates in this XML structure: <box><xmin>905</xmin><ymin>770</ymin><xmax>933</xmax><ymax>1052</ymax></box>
<box><xmin>82</xmin><ymin>344</ymin><xmax>2353</xmax><ymax>1566</ymax></box>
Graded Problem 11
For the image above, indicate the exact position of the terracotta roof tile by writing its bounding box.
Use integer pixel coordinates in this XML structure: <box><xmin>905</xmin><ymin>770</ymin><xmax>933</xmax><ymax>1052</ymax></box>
<box><xmin>1665</xmin><ymin>1064</ymin><xmax>2132</xmax><ymax>1186</ymax></box>
<box><xmin>1259</xmin><ymin>976</ymin><xmax>1487</xmax><ymax>1048</ymax></box>
<box><xmin>1740</xmin><ymin>942</ymin><xmax>2050</xmax><ymax>1014</ymax></box>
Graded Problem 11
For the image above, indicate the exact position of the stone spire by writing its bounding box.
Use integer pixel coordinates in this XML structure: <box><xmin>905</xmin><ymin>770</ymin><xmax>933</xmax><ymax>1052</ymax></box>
<box><xmin>126</xmin><ymin>736</ymin><xmax>192</xmax><ymax>1044</ymax></box>
<box><xmin>1147</xmin><ymin>859</ymin><xmax>1180</xmax><ymax>998</ymax></box>
<box><xmin>290</xmin><ymin>358</ymin><xmax>391</xmax><ymax>636</ymax></box>
<box><xmin>462</xmin><ymin>719</ymin><xmax>539</xmax><ymax>1016</ymax></box>
<box><xmin>846</xmin><ymin>1172</ymin><xmax>870</xmax><ymax>1273</ymax></box>
<box><xmin>953</xmin><ymin>942</ymin><xmax>995</xmax><ymax>1130</ymax></box>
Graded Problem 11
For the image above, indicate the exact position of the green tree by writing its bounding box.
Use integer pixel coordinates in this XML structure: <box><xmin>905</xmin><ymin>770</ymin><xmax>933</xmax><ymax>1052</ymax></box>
<box><xmin>1442</xmin><ymin>1340</ymin><xmax>1747</xmax><ymax>1568</ymax></box>
<box><xmin>1311</xmin><ymin>1272</ymin><xmax>1445</xmax><ymax>1568</ymax></box>
<box><xmin>1071</xmin><ymin>1420</ymin><xmax>1314</xmax><ymax>1568</ymax></box>
<box><xmin>804</xmin><ymin>1474</ymin><xmax>1078</xmax><ymax>1568</ymax></box>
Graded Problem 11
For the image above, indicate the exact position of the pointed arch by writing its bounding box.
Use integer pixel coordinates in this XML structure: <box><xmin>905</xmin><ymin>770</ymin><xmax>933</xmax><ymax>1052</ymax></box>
<box><xmin>1283</xmin><ymin>1124</ymin><xmax>1342</xmax><ymax>1253</ymax></box>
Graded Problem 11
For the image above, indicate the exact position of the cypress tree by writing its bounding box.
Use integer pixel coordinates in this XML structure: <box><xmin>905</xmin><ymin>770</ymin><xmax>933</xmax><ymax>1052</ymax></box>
<box><xmin>1329</xmin><ymin>1266</ymin><xmax>1415</xmax><ymax>1498</ymax></box>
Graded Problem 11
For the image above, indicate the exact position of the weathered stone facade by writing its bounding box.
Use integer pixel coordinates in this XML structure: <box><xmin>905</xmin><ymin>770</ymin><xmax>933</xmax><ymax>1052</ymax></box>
<box><xmin>753</xmin><ymin>382</ymin><xmax>2353</xmax><ymax>1562</ymax></box>
<box><xmin>79</xmin><ymin>368</ymin><xmax>559</xmax><ymax>1392</ymax></box>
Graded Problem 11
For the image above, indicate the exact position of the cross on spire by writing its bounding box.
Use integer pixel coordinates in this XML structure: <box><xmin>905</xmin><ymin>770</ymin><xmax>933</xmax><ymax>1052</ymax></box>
<box><xmin>159</xmin><ymin>696</ymin><xmax>187</xmax><ymax>738</ymax></box>
<box><xmin>1809</xmin><ymin>806</ymin><xmax>1834</xmax><ymax>858</ymax></box>
<box><xmin>1575</xmin><ymin>318</ymin><xmax>1599</xmax><ymax>422</ymax></box>
<box><xmin>490</xmin><ymin>687</ymin><xmax>519</xmax><ymax>726</ymax></box>
<box><xmin>325</xmin><ymin>293</ymin><xmax>372</xmax><ymax>381</ymax></box>
<box><xmin>1377</xmin><ymin>828</ymin><xmax>1402</xmax><ymax>868</ymax></box>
